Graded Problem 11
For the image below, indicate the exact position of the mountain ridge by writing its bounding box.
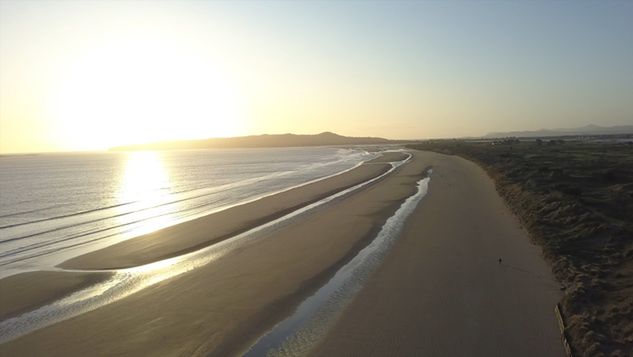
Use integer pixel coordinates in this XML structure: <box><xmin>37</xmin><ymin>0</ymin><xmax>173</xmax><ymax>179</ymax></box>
<box><xmin>484</xmin><ymin>124</ymin><xmax>633</xmax><ymax>138</ymax></box>
<box><xmin>111</xmin><ymin>132</ymin><xmax>397</xmax><ymax>151</ymax></box>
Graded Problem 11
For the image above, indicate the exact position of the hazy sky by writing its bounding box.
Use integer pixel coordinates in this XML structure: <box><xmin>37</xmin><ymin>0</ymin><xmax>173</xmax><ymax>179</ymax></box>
<box><xmin>1</xmin><ymin>0</ymin><xmax>632</xmax><ymax>153</ymax></box>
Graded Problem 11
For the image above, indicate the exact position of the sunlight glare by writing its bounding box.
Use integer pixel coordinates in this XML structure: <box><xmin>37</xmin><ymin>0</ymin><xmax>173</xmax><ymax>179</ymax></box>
<box><xmin>119</xmin><ymin>151</ymin><xmax>170</xmax><ymax>202</ymax></box>
<box><xmin>49</xmin><ymin>37</ymin><xmax>247</xmax><ymax>150</ymax></box>
<box><xmin>117</xmin><ymin>151</ymin><xmax>176</xmax><ymax>236</ymax></box>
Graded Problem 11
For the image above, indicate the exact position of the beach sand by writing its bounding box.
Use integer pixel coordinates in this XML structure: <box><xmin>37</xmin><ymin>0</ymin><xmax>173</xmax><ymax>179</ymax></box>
<box><xmin>365</xmin><ymin>151</ymin><xmax>409</xmax><ymax>163</ymax></box>
<box><xmin>0</xmin><ymin>151</ymin><xmax>563</xmax><ymax>356</ymax></box>
<box><xmin>313</xmin><ymin>152</ymin><xmax>564</xmax><ymax>356</ymax></box>
<box><xmin>0</xmin><ymin>271</ymin><xmax>110</xmax><ymax>320</ymax></box>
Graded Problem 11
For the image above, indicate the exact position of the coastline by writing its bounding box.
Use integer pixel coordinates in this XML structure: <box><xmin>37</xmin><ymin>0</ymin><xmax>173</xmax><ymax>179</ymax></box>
<box><xmin>312</xmin><ymin>152</ymin><xmax>564</xmax><ymax>356</ymax></box>
<box><xmin>0</xmin><ymin>151</ymin><xmax>426</xmax><ymax>355</ymax></box>
<box><xmin>0</xmin><ymin>271</ymin><xmax>111</xmax><ymax>321</ymax></box>
<box><xmin>0</xmin><ymin>151</ymin><xmax>564</xmax><ymax>356</ymax></box>
<box><xmin>60</xmin><ymin>156</ymin><xmax>398</xmax><ymax>270</ymax></box>
<box><xmin>0</xmin><ymin>152</ymin><xmax>399</xmax><ymax>341</ymax></box>
<box><xmin>409</xmin><ymin>140</ymin><xmax>633</xmax><ymax>355</ymax></box>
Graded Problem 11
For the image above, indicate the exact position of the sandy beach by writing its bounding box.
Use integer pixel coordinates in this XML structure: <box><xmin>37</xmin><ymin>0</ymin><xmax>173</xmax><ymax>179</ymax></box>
<box><xmin>0</xmin><ymin>151</ymin><xmax>563</xmax><ymax>356</ymax></box>
<box><xmin>0</xmin><ymin>271</ymin><xmax>110</xmax><ymax>320</ymax></box>
<box><xmin>313</xmin><ymin>152</ymin><xmax>564</xmax><ymax>356</ymax></box>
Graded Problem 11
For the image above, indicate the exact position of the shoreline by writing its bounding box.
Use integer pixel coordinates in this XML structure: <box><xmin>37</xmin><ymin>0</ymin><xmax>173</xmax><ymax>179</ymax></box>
<box><xmin>408</xmin><ymin>141</ymin><xmax>633</xmax><ymax>355</ymax></box>
<box><xmin>0</xmin><ymin>151</ymin><xmax>427</xmax><ymax>356</ymax></box>
<box><xmin>0</xmin><ymin>150</ymin><xmax>564</xmax><ymax>356</ymax></box>
<box><xmin>60</xmin><ymin>153</ymin><xmax>408</xmax><ymax>270</ymax></box>
<box><xmin>0</xmin><ymin>271</ymin><xmax>111</xmax><ymax>321</ymax></box>
<box><xmin>244</xmin><ymin>171</ymin><xmax>431</xmax><ymax>355</ymax></box>
<box><xmin>313</xmin><ymin>151</ymin><xmax>564</xmax><ymax>356</ymax></box>
<box><xmin>0</xmin><ymin>154</ymin><xmax>411</xmax><ymax>343</ymax></box>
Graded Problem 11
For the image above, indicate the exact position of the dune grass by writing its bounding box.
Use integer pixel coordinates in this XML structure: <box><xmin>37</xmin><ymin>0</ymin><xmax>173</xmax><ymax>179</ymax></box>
<box><xmin>408</xmin><ymin>139</ymin><xmax>633</xmax><ymax>357</ymax></box>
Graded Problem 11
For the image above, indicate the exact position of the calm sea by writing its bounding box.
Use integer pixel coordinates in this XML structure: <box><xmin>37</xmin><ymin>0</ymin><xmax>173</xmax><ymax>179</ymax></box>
<box><xmin>0</xmin><ymin>147</ymin><xmax>375</xmax><ymax>276</ymax></box>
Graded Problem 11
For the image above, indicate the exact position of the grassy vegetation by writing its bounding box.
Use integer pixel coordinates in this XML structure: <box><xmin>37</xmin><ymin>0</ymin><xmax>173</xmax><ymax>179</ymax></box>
<box><xmin>408</xmin><ymin>139</ymin><xmax>633</xmax><ymax>357</ymax></box>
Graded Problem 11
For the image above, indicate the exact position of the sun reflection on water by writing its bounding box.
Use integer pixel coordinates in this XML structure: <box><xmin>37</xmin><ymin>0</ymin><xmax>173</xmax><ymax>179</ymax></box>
<box><xmin>117</xmin><ymin>151</ymin><xmax>177</xmax><ymax>236</ymax></box>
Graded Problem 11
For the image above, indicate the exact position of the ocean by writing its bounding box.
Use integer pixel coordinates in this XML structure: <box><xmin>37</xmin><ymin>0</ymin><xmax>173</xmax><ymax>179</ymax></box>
<box><xmin>0</xmin><ymin>146</ymin><xmax>376</xmax><ymax>277</ymax></box>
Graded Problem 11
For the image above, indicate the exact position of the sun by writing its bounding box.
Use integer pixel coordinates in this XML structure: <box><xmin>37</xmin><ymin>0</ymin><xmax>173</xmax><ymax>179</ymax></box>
<box><xmin>48</xmin><ymin>37</ymin><xmax>247</xmax><ymax>150</ymax></box>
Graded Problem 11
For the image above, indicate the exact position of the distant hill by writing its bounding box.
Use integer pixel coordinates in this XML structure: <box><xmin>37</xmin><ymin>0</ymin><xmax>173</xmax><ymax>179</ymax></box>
<box><xmin>485</xmin><ymin>124</ymin><xmax>633</xmax><ymax>138</ymax></box>
<box><xmin>111</xmin><ymin>132</ymin><xmax>396</xmax><ymax>151</ymax></box>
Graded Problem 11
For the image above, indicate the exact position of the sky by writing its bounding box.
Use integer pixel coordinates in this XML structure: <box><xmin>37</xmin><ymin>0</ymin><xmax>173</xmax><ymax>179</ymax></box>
<box><xmin>1</xmin><ymin>0</ymin><xmax>632</xmax><ymax>153</ymax></box>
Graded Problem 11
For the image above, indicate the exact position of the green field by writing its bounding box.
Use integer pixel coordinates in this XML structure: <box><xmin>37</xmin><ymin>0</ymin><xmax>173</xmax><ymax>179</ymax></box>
<box><xmin>408</xmin><ymin>139</ymin><xmax>633</xmax><ymax>356</ymax></box>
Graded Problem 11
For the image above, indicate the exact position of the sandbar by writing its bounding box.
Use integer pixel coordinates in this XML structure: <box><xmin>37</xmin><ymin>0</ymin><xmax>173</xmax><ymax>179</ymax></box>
<box><xmin>61</xmin><ymin>161</ymin><xmax>391</xmax><ymax>270</ymax></box>
<box><xmin>0</xmin><ymin>271</ymin><xmax>110</xmax><ymax>320</ymax></box>
<box><xmin>365</xmin><ymin>151</ymin><xmax>409</xmax><ymax>163</ymax></box>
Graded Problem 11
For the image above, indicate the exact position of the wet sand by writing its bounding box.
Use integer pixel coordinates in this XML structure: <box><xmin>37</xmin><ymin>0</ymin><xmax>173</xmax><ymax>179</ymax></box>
<box><xmin>365</xmin><ymin>151</ymin><xmax>409</xmax><ymax>163</ymax></box>
<box><xmin>61</xmin><ymin>162</ymin><xmax>391</xmax><ymax>270</ymax></box>
<box><xmin>313</xmin><ymin>152</ymin><xmax>564</xmax><ymax>356</ymax></box>
<box><xmin>0</xmin><ymin>151</ymin><xmax>564</xmax><ymax>356</ymax></box>
<box><xmin>0</xmin><ymin>271</ymin><xmax>110</xmax><ymax>320</ymax></box>
<box><xmin>0</xmin><ymin>152</ymin><xmax>428</xmax><ymax>356</ymax></box>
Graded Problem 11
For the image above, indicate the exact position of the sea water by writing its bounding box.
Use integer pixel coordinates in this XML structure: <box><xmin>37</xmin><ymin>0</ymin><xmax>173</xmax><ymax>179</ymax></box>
<box><xmin>0</xmin><ymin>147</ymin><xmax>376</xmax><ymax>277</ymax></box>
